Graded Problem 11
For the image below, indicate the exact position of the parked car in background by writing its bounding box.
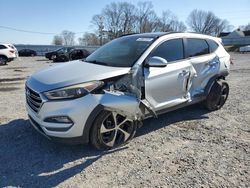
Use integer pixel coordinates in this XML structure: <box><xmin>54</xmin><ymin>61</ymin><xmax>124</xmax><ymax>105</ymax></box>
<box><xmin>26</xmin><ymin>32</ymin><xmax>231</xmax><ymax>150</ymax></box>
<box><xmin>18</xmin><ymin>49</ymin><xmax>37</xmax><ymax>56</ymax></box>
<box><xmin>70</xmin><ymin>48</ymin><xmax>90</xmax><ymax>60</ymax></box>
<box><xmin>45</xmin><ymin>47</ymin><xmax>74</xmax><ymax>60</ymax></box>
<box><xmin>53</xmin><ymin>48</ymin><xmax>90</xmax><ymax>62</ymax></box>
<box><xmin>239</xmin><ymin>45</ymin><xmax>250</xmax><ymax>53</ymax></box>
<box><xmin>0</xmin><ymin>43</ymin><xmax>18</xmax><ymax>65</ymax></box>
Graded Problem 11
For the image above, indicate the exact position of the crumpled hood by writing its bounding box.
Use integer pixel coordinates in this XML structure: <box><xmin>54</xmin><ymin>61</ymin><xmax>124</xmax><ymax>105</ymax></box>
<box><xmin>26</xmin><ymin>60</ymin><xmax>131</xmax><ymax>92</ymax></box>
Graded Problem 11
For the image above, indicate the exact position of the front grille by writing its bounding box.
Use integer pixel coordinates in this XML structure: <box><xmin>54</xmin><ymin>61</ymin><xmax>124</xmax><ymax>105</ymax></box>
<box><xmin>26</xmin><ymin>86</ymin><xmax>42</xmax><ymax>113</ymax></box>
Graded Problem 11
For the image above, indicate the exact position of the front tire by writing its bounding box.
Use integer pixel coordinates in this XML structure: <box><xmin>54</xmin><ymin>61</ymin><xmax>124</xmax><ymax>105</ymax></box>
<box><xmin>204</xmin><ymin>80</ymin><xmax>229</xmax><ymax>111</ymax></box>
<box><xmin>90</xmin><ymin>110</ymin><xmax>137</xmax><ymax>150</ymax></box>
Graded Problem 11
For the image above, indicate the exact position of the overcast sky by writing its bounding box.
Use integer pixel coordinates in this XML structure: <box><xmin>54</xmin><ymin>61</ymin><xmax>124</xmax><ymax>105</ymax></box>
<box><xmin>0</xmin><ymin>0</ymin><xmax>249</xmax><ymax>44</ymax></box>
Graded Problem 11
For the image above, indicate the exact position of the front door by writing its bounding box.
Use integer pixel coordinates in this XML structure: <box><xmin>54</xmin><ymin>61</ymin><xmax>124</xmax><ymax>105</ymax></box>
<box><xmin>144</xmin><ymin>38</ymin><xmax>196</xmax><ymax>111</ymax></box>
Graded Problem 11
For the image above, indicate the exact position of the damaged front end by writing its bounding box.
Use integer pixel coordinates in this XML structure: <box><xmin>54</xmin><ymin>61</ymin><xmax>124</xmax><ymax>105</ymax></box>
<box><xmin>94</xmin><ymin>70</ymin><xmax>147</xmax><ymax>122</ymax></box>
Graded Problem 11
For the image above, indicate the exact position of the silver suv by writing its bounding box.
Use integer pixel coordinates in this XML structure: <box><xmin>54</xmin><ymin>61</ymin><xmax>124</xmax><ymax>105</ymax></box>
<box><xmin>26</xmin><ymin>32</ymin><xmax>230</xmax><ymax>150</ymax></box>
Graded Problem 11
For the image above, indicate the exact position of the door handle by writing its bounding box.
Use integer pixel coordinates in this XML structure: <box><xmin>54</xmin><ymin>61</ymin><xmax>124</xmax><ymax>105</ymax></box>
<box><xmin>180</xmin><ymin>70</ymin><xmax>189</xmax><ymax>76</ymax></box>
<box><xmin>208</xmin><ymin>61</ymin><xmax>218</xmax><ymax>66</ymax></box>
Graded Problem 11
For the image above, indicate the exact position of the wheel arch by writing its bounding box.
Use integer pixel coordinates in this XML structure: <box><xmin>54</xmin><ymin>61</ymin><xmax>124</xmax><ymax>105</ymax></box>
<box><xmin>0</xmin><ymin>54</ymin><xmax>8</xmax><ymax>59</ymax></box>
<box><xmin>204</xmin><ymin>71</ymin><xmax>229</xmax><ymax>96</ymax></box>
<box><xmin>0</xmin><ymin>55</ymin><xmax>8</xmax><ymax>64</ymax></box>
<box><xmin>81</xmin><ymin>91</ymin><xmax>143</xmax><ymax>144</ymax></box>
<box><xmin>82</xmin><ymin>104</ymin><xmax>104</xmax><ymax>143</ymax></box>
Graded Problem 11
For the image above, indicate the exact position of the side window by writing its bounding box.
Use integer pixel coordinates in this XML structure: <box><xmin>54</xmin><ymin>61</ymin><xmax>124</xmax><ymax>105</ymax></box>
<box><xmin>151</xmin><ymin>39</ymin><xmax>184</xmax><ymax>62</ymax></box>
<box><xmin>0</xmin><ymin>45</ymin><xmax>7</xmax><ymax>49</ymax></box>
<box><xmin>207</xmin><ymin>39</ymin><xmax>219</xmax><ymax>53</ymax></box>
<box><xmin>186</xmin><ymin>39</ymin><xmax>209</xmax><ymax>57</ymax></box>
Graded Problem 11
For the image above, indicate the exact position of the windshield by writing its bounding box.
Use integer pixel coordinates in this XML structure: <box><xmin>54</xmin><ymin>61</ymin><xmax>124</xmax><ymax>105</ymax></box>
<box><xmin>85</xmin><ymin>35</ymin><xmax>155</xmax><ymax>67</ymax></box>
<box><xmin>57</xmin><ymin>48</ymin><xmax>67</xmax><ymax>53</ymax></box>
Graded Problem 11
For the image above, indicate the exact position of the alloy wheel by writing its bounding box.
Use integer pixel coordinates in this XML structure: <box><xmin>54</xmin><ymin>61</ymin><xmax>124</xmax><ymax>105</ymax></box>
<box><xmin>100</xmin><ymin>112</ymin><xmax>134</xmax><ymax>147</ymax></box>
<box><xmin>216</xmin><ymin>82</ymin><xmax>229</xmax><ymax>109</ymax></box>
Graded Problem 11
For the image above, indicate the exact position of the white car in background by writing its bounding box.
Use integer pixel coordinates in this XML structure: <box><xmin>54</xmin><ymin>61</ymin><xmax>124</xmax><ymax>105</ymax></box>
<box><xmin>239</xmin><ymin>45</ymin><xmax>250</xmax><ymax>53</ymax></box>
<box><xmin>0</xmin><ymin>43</ymin><xmax>18</xmax><ymax>65</ymax></box>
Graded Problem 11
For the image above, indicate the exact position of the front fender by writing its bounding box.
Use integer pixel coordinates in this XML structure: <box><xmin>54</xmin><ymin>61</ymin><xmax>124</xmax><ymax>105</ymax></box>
<box><xmin>99</xmin><ymin>91</ymin><xmax>142</xmax><ymax>120</ymax></box>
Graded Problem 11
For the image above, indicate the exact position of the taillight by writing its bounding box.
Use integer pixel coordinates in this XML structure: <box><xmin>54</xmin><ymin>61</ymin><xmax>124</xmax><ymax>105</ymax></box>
<box><xmin>9</xmin><ymin>50</ymin><xmax>15</xmax><ymax>53</ymax></box>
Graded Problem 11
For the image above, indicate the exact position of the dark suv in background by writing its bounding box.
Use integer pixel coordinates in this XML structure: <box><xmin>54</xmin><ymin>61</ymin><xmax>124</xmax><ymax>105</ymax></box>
<box><xmin>18</xmin><ymin>49</ymin><xmax>37</xmax><ymax>56</ymax></box>
<box><xmin>45</xmin><ymin>47</ymin><xmax>90</xmax><ymax>62</ymax></box>
<box><xmin>54</xmin><ymin>48</ymin><xmax>90</xmax><ymax>62</ymax></box>
<box><xmin>45</xmin><ymin>47</ymin><xmax>73</xmax><ymax>60</ymax></box>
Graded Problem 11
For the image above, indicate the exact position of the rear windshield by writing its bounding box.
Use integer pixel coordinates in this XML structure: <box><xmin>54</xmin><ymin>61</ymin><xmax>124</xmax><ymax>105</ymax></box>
<box><xmin>85</xmin><ymin>36</ymin><xmax>155</xmax><ymax>67</ymax></box>
<box><xmin>8</xmin><ymin>45</ymin><xmax>15</xmax><ymax>49</ymax></box>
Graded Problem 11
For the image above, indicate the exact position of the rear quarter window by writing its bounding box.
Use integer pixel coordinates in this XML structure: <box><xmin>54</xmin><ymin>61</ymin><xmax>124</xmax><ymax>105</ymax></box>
<box><xmin>186</xmin><ymin>38</ymin><xmax>209</xmax><ymax>57</ymax></box>
<box><xmin>8</xmin><ymin>45</ymin><xmax>15</xmax><ymax>49</ymax></box>
<box><xmin>206</xmin><ymin>39</ymin><xmax>219</xmax><ymax>53</ymax></box>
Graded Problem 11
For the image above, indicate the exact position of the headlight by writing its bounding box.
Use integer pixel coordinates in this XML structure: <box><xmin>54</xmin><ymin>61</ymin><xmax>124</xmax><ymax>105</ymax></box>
<box><xmin>43</xmin><ymin>81</ymin><xmax>103</xmax><ymax>100</ymax></box>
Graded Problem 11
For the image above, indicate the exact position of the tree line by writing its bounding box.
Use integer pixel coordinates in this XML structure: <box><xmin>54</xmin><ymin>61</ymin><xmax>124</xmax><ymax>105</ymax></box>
<box><xmin>52</xmin><ymin>1</ymin><xmax>249</xmax><ymax>46</ymax></box>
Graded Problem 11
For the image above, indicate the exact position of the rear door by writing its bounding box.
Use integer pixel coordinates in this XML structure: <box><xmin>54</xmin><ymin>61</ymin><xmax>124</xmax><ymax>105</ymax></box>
<box><xmin>144</xmin><ymin>38</ymin><xmax>196</xmax><ymax>111</ymax></box>
<box><xmin>185</xmin><ymin>38</ymin><xmax>219</xmax><ymax>96</ymax></box>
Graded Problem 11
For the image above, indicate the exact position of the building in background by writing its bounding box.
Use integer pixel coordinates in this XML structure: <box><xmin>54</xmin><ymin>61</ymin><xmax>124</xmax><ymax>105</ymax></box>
<box><xmin>219</xmin><ymin>29</ymin><xmax>250</xmax><ymax>46</ymax></box>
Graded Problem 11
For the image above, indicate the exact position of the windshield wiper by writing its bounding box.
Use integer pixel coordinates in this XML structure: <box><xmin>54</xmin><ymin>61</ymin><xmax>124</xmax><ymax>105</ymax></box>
<box><xmin>84</xmin><ymin>60</ymin><xmax>108</xmax><ymax>66</ymax></box>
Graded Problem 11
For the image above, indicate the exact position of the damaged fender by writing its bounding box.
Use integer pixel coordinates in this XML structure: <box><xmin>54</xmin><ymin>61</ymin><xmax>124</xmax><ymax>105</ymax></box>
<box><xmin>98</xmin><ymin>91</ymin><xmax>143</xmax><ymax>121</ymax></box>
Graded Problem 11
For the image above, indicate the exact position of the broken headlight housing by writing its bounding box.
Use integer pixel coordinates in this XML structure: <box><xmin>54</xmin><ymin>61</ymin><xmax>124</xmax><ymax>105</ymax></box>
<box><xmin>43</xmin><ymin>81</ymin><xmax>103</xmax><ymax>100</ymax></box>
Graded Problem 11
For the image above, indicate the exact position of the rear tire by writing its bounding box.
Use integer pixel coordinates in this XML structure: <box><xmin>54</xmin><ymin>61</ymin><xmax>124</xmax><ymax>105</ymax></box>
<box><xmin>204</xmin><ymin>80</ymin><xmax>229</xmax><ymax>111</ymax></box>
<box><xmin>90</xmin><ymin>110</ymin><xmax>137</xmax><ymax>150</ymax></box>
<box><xmin>0</xmin><ymin>56</ymin><xmax>7</xmax><ymax>65</ymax></box>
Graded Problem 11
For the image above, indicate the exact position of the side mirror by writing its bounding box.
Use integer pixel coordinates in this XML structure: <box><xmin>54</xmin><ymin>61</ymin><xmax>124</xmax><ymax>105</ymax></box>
<box><xmin>146</xmin><ymin>56</ymin><xmax>168</xmax><ymax>68</ymax></box>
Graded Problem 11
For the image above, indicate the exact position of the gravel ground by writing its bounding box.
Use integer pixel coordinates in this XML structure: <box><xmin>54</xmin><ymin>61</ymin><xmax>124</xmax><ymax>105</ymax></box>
<box><xmin>0</xmin><ymin>54</ymin><xmax>249</xmax><ymax>188</ymax></box>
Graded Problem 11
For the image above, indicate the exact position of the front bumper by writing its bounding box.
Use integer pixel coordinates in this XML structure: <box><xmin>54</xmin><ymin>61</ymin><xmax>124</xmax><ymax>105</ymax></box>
<box><xmin>26</xmin><ymin>94</ymin><xmax>100</xmax><ymax>141</ymax></box>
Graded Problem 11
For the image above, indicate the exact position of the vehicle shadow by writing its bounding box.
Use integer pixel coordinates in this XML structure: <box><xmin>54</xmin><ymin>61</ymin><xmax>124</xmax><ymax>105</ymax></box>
<box><xmin>0</xmin><ymin>104</ymin><xmax>210</xmax><ymax>187</ymax></box>
<box><xmin>0</xmin><ymin>119</ymin><xmax>127</xmax><ymax>187</ymax></box>
<box><xmin>136</xmin><ymin>104</ymin><xmax>209</xmax><ymax>137</ymax></box>
<box><xmin>36</xmin><ymin>59</ymin><xmax>50</xmax><ymax>62</ymax></box>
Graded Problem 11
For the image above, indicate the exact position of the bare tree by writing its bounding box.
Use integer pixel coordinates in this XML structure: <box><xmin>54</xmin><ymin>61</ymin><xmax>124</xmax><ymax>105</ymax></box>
<box><xmin>214</xmin><ymin>19</ymin><xmax>233</xmax><ymax>36</ymax></box>
<box><xmin>170</xmin><ymin>21</ymin><xmax>187</xmax><ymax>32</ymax></box>
<box><xmin>52</xmin><ymin>35</ymin><xmax>63</xmax><ymax>45</ymax></box>
<box><xmin>102</xmin><ymin>2</ymin><xmax>124</xmax><ymax>39</ymax></box>
<box><xmin>159</xmin><ymin>11</ymin><xmax>175</xmax><ymax>31</ymax></box>
<box><xmin>61</xmin><ymin>30</ymin><xmax>75</xmax><ymax>46</ymax></box>
<box><xmin>136</xmin><ymin>1</ymin><xmax>159</xmax><ymax>33</ymax></box>
<box><xmin>240</xmin><ymin>23</ymin><xmax>250</xmax><ymax>31</ymax></box>
<box><xmin>78</xmin><ymin>37</ymin><xmax>85</xmax><ymax>46</ymax></box>
<box><xmin>91</xmin><ymin>2</ymin><xmax>137</xmax><ymax>41</ymax></box>
<box><xmin>91</xmin><ymin>1</ymin><xmax>190</xmax><ymax>41</ymax></box>
<box><xmin>119</xmin><ymin>2</ymin><xmax>137</xmax><ymax>34</ymax></box>
<box><xmin>78</xmin><ymin>32</ymin><xmax>100</xmax><ymax>46</ymax></box>
<box><xmin>92</xmin><ymin>14</ymin><xmax>105</xmax><ymax>44</ymax></box>
<box><xmin>187</xmin><ymin>9</ymin><xmax>231</xmax><ymax>36</ymax></box>
<box><xmin>159</xmin><ymin>11</ymin><xmax>186</xmax><ymax>32</ymax></box>
<box><xmin>244</xmin><ymin>23</ymin><xmax>250</xmax><ymax>30</ymax></box>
